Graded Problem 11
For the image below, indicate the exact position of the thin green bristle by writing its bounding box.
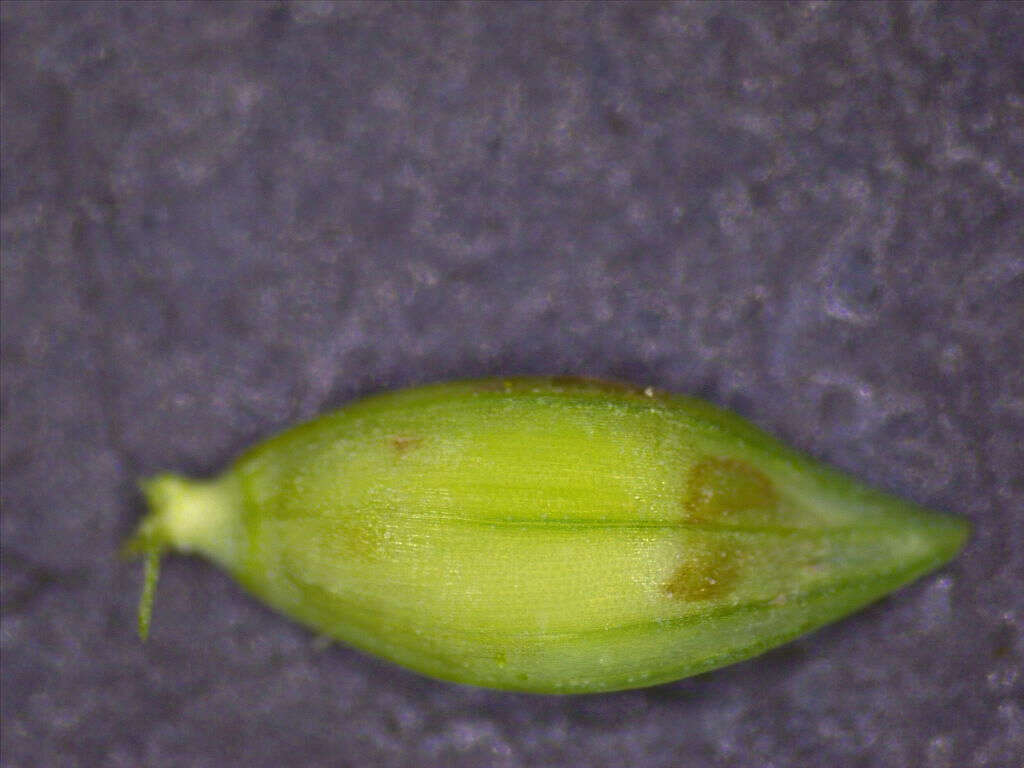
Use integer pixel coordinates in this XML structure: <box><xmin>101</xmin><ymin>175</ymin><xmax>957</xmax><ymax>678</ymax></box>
<box><xmin>137</xmin><ymin>547</ymin><xmax>162</xmax><ymax>641</ymax></box>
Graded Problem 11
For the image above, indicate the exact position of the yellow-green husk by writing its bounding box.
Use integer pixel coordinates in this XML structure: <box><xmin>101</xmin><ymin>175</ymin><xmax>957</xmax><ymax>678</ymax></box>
<box><xmin>129</xmin><ymin>377</ymin><xmax>969</xmax><ymax>693</ymax></box>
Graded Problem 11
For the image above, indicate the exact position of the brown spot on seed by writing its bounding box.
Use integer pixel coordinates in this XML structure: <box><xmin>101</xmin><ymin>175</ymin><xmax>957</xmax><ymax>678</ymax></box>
<box><xmin>390</xmin><ymin>435</ymin><xmax>422</xmax><ymax>454</ymax></box>
<box><xmin>684</xmin><ymin>456</ymin><xmax>781</xmax><ymax>525</ymax></box>
<box><xmin>664</xmin><ymin>545</ymin><xmax>740</xmax><ymax>601</ymax></box>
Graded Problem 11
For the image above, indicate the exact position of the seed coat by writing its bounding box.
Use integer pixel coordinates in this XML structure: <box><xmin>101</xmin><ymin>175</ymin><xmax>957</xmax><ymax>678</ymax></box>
<box><xmin>129</xmin><ymin>377</ymin><xmax>969</xmax><ymax>693</ymax></box>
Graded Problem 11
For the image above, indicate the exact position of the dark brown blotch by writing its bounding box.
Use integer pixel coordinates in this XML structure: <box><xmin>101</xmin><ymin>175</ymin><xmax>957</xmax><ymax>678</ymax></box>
<box><xmin>684</xmin><ymin>456</ymin><xmax>780</xmax><ymax>525</ymax></box>
<box><xmin>664</xmin><ymin>545</ymin><xmax>740</xmax><ymax>601</ymax></box>
<box><xmin>390</xmin><ymin>435</ymin><xmax>422</xmax><ymax>455</ymax></box>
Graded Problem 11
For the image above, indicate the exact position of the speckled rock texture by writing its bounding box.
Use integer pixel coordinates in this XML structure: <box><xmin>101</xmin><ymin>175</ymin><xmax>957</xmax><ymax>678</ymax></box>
<box><xmin>2</xmin><ymin>2</ymin><xmax>1022</xmax><ymax>767</ymax></box>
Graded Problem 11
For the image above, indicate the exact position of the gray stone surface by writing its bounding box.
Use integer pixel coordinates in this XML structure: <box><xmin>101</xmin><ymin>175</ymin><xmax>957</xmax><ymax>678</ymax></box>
<box><xmin>2</xmin><ymin>2</ymin><xmax>1022</xmax><ymax>766</ymax></box>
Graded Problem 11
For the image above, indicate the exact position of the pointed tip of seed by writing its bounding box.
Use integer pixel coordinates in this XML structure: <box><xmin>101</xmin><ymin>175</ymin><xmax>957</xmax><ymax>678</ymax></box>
<box><xmin>925</xmin><ymin>511</ymin><xmax>971</xmax><ymax>565</ymax></box>
<box><xmin>892</xmin><ymin>508</ymin><xmax>971</xmax><ymax>587</ymax></box>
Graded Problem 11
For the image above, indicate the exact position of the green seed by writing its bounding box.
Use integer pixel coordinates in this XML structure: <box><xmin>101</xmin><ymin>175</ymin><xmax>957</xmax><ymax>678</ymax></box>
<box><xmin>127</xmin><ymin>377</ymin><xmax>969</xmax><ymax>693</ymax></box>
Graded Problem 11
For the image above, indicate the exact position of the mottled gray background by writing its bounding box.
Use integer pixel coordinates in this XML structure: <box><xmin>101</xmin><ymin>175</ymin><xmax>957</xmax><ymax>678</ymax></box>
<box><xmin>2</xmin><ymin>2</ymin><xmax>1022</xmax><ymax>767</ymax></box>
